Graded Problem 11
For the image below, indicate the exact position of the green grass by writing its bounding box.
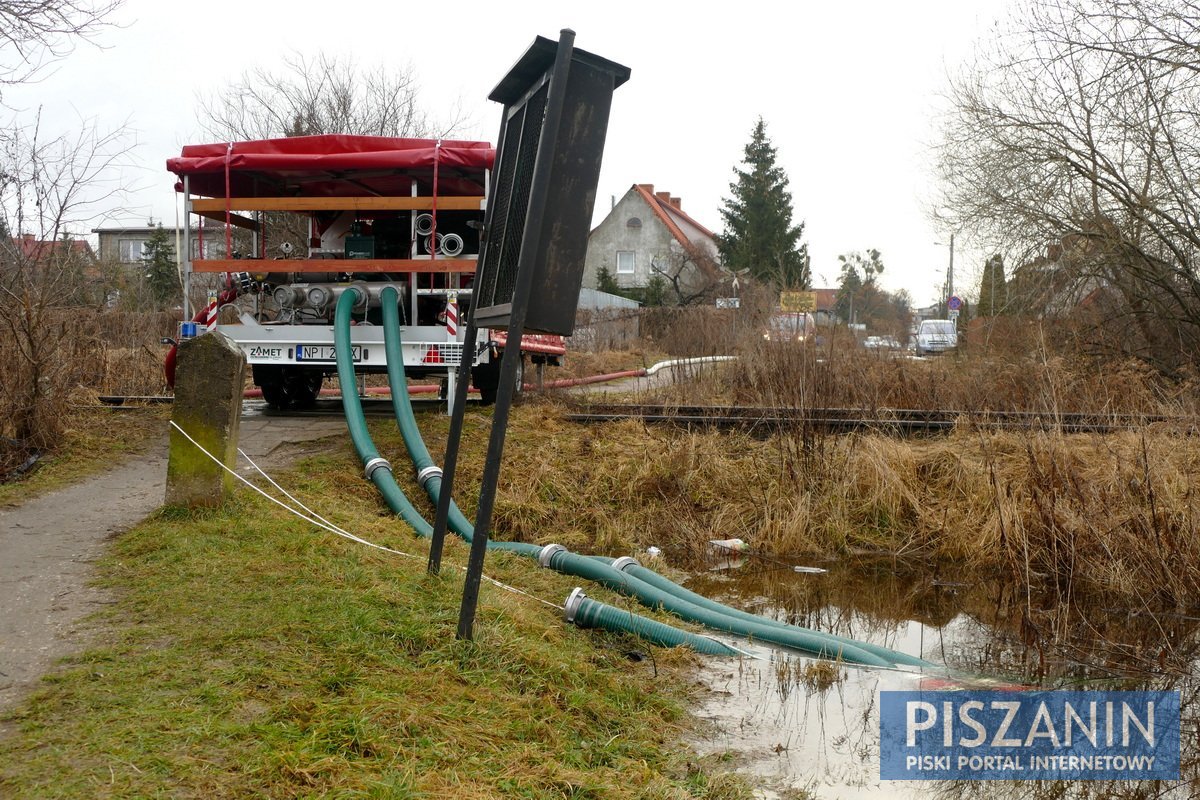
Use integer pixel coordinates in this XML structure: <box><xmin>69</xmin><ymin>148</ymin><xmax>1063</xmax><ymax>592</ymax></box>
<box><xmin>0</xmin><ymin>445</ymin><xmax>752</xmax><ymax>799</ymax></box>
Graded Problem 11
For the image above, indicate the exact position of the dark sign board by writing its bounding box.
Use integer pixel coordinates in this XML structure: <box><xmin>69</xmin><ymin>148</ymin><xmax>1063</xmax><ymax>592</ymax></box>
<box><xmin>471</xmin><ymin>32</ymin><xmax>630</xmax><ymax>336</ymax></box>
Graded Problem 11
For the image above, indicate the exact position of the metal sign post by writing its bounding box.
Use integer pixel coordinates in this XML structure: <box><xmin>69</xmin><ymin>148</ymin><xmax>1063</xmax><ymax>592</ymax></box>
<box><xmin>437</xmin><ymin>30</ymin><xmax>629</xmax><ymax>640</ymax></box>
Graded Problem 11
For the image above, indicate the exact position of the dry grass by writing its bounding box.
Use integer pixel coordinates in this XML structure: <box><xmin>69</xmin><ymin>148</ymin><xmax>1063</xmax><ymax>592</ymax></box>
<box><xmin>0</xmin><ymin>405</ymin><xmax>169</xmax><ymax>507</ymax></box>
<box><xmin>723</xmin><ymin>336</ymin><xmax>1193</xmax><ymax>416</ymax></box>
<box><xmin>0</xmin><ymin>308</ymin><xmax>174</xmax><ymax>476</ymax></box>
<box><xmin>517</xmin><ymin>312</ymin><xmax>1200</xmax><ymax>607</ymax></box>
<box><xmin>420</xmin><ymin>388</ymin><xmax>1200</xmax><ymax>608</ymax></box>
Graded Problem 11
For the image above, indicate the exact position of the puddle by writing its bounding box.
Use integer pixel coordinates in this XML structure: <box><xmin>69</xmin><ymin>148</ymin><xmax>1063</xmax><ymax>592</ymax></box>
<box><xmin>683</xmin><ymin>555</ymin><xmax>1199</xmax><ymax>797</ymax></box>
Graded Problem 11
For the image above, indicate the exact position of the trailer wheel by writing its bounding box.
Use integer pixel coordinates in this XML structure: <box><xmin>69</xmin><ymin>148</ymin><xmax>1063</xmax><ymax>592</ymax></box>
<box><xmin>471</xmin><ymin>352</ymin><xmax>523</xmax><ymax>406</ymax></box>
<box><xmin>472</xmin><ymin>362</ymin><xmax>499</xmax><ymax>406</ymax></box>
<box><xmin>256</xmin><ymin>366</ymin><xmax>322</xmax><ymax>410</ymax></box>
<box><xmin>513</xmin><ymin>354</ymin><xmax>525</xmax><ymax>396</ymax></box>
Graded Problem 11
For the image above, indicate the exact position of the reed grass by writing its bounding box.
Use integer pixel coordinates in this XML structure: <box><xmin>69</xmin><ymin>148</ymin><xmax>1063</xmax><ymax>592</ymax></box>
<box><xmin>518</xmin><ymin>311</ymin><xmax>1200</xmax><ymax>607</ymax></box>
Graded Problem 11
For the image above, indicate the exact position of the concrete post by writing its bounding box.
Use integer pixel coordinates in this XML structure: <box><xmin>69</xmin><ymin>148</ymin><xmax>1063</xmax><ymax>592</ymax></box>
<box><xmin>165</xmin><ymin>332</ymin><xmax>246</xmax><ymax>507</ymax></box>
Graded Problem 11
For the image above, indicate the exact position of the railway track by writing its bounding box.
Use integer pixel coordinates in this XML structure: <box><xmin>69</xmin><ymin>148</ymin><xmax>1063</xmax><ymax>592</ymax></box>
<box><xmin>565</xmin><ymin>403</ymin><xmax>1195</xmax><ymax>435</ymax></box>
<box><xmin>94</xmin><ymin>394</ymin><xmax>1195</xmax><ymax>434</ymax></box>
<box><xmin>95</xmin><ymin>396</ymin><xmax>438</xmax><ymax>418</ymax></box>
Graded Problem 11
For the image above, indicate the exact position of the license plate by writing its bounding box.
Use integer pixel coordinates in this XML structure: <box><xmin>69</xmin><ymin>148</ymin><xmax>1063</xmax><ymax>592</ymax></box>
<box><xmin>295</xmin><ymin>344</ymin><xmax>361</xmax><ymax>362</ymax></box>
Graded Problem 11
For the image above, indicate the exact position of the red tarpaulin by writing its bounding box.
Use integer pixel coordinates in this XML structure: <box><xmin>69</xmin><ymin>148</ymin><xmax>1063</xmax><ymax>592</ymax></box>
<box><xmin>167</xmin><ymin>134</ymin><xmax>495</xmax><ymax>198</ymax></box>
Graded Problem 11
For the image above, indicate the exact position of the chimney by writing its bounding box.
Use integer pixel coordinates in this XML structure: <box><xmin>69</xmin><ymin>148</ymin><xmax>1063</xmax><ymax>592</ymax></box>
<box><xmin>655</xmin><ymin>191</ymin><xmax>671</xmax><ymax>204</ymax></box>
<box><xmin>637</xmin><ymin>183</ymin><xmax>654</xmax><ymax>195</ymax></box>
<box><xmin>669</xmin><ymin>196</ymin><xmax>681</xmax><ymax>209</ymax></box>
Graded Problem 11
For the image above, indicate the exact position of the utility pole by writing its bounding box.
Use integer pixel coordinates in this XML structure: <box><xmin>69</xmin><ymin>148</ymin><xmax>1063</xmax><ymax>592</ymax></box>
<box><xmin>947</xmin><ymin>232</ymin><xmax>955</xmax><ymax>300</ymax></box>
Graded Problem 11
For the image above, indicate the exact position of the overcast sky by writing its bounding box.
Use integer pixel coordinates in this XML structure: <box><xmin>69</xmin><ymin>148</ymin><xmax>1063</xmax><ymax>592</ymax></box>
<box><xmin>6</xmin><ymin>0</ymin><xmax>1016</xmax><ymax>305</ymax></box>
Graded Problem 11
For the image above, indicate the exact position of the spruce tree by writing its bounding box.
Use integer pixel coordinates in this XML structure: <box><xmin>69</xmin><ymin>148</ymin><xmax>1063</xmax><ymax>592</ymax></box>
<box><xmin>142</xmin><ymin>224</ymin><xmax>179</xmax><ymax>309</ymax></box>
<box><xmin>717</xmin><ymin>117</ymin><xmax>810</xmax><ymax>289</ymax></box>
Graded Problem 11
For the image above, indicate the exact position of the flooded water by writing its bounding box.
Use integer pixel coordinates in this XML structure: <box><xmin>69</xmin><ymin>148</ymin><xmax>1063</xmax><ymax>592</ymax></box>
<box><xmin>683</xmin><ymin>553</ymin><xmax>1199</xmax><ymax>798</ymax></box>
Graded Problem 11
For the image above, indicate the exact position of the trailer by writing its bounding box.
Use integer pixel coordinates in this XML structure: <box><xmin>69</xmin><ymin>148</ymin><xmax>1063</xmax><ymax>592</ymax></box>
<box><xmin>165</xmin><ymin>134</ymin><xmax>566</xmax><ymax>408</ymax></box>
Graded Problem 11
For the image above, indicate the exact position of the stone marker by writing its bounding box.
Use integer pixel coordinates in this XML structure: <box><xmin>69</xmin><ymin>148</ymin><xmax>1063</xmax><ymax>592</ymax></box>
<box><xmin>165</xmin><ymin>331</ymin><xmax>246</xmax><ymax>507</ymax></box>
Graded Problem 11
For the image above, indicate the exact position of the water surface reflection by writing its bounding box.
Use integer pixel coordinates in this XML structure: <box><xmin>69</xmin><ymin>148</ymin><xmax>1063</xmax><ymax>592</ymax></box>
<box><xmin>685</xmin><ymin>556</ymin><xmax>1197</xmax><ymax>798</ymax></box>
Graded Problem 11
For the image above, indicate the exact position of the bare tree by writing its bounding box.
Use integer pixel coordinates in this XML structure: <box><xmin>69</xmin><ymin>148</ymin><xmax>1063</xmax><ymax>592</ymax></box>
<box><xmin>191</xmin><ymin>51</ymin><xmax>466</xmax><ymax>289</ymax></box>
<box><xmin>0</xmin><ymin>0</ymin><xmax>122</xmax><ymax>92</ymax></box>
<box><xmin>648</xmin><ymin>243</ymin><xmax>727</xmax><ymax>306</ymax></box>
<box><xmin>936</xmin><ymin>0</ymin><xmax>1200</xmax><ymax>372</ymax></box>
<box><xmin>0</xmin><ymin>113</ymin><xmax>130</xmax><ymax>455</ymax></box>
<box><xmin>195</xmin><ymin>51</ymin><xmax>464</xmax><ymax>141</ymax></box>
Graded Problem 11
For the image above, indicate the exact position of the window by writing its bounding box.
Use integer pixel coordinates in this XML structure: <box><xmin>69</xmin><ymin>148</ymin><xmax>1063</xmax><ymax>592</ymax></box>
<box><xmin>616</xmin><ymin>250</ymin><xmax>635</xmax><ymax>274</ymax></box>
<box><xmin>626</xmin><ymin>217</ymin><xmax>642</xmax><ymax>229</ymax></box>
<box><xmin>118</xmin><ymin>238</ymin><xmax>149</xmax><ymax>263</ymax></box>
<box><xmin>190</xmin><ymin>237</ymin><xmax>226</xmax><ymax>260</ymax></box>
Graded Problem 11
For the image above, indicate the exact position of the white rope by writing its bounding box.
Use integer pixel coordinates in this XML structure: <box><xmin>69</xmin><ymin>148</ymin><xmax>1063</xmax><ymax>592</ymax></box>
<box><xmin>237</xmin><ymin>446</ymin><xmax>349</xmax><ymax>539</ymax></box>
<box><xmin>170</xmin><ymin>421</ymin><xmax>563</xmax><ymax>611</ymax></box>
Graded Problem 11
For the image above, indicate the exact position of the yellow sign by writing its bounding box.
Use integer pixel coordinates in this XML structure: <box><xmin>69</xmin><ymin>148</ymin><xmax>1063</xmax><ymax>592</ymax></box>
<box><xmin>780</xmin><ymin>290</ymin><xmax>816</xmax><ymax>312</ymax></box>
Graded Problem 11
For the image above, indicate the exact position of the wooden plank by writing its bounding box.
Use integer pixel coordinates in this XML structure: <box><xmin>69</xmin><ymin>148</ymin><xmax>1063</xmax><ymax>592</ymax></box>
<box><xmin>191</xmin><ymin>258</ymin><xmax>478</xmax><ymax>274</ymax></box>
<box><xmin>189</xmin><ymin>196</ymin><xmax>485</xmax><ymax>213</ymax></box>
<box><xmin>194</xmin><ymin>209</ymin><xmax>261</xmax><ymax>232</ymax></box>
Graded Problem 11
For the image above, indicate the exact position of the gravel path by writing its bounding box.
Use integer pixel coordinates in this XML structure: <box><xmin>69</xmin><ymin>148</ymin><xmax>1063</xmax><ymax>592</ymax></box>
<box><xmin>0</xmin><ymin>407</ymin><xmax>347</xmax><ymax>726</ymax></box>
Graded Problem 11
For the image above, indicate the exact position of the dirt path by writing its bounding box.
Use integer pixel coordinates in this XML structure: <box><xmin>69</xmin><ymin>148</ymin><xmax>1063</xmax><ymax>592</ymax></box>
<box><xmin>0</xmin><ymin>407</ymin><xmax>347</xmax><ymax>724</ymax></box>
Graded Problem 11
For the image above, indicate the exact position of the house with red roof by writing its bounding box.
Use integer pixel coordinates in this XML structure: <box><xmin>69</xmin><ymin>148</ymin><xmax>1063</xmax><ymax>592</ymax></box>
<box><xmin>583</xmin><ymin>184</ymin><xmax>723</xmax><ymax>303</ymax></box>
<box><xmin>0</xmin><ymin>232</ymin><xmax>99</xmax><ymax>304</ymax></box>
<box><xmin>4</xmin><ymin>232</ymin><xmax>95</xmax><ymax>265</ymax></box>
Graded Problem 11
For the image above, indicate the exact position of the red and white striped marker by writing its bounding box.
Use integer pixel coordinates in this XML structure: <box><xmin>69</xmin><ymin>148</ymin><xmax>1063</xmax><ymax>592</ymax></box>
<box><xmin>445</xmin><ymin>294</ymin><xmax>458</xmax><ymax>336</ymax></box>
<box><xmin>204</xmin><ymin>299</ymin><xmax>219</xmax><ymax>331</ymax></box>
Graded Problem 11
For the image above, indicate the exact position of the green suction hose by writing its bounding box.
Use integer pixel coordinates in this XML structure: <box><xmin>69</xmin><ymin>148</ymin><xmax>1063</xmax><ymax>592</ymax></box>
<box><xmin>334</xmin><ymin>288</ymin><xmax>434</xmax><ymax>537</ymax></box>
<box><xmin>581</xmin><ymin>555</ymin><xmax>930</xmax><ymax>667</ymax></box>
<box><xmin>377</xmin><ymin>287</ymin><xmax>539</xmax><ymax>558</ymax></box>
<box><xmin>620</xmin><ymin>560</ymin><xmax>931</xmax><ymax>669</ymax></box>
<box><xmin>540</xmin><ymin>546</ymin><xmax>892</xmax><ymax>667</ymax></box>
<box><xmin>564</xmin><ymin>588</ymin><xmax>743</xmax><ymax>656</ymax></box>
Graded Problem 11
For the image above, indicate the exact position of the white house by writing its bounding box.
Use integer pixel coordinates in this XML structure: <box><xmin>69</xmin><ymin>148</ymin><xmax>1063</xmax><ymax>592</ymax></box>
<box><xmin>582</xmin><ymin>184</ymin><xmax>721</xmax><ymax>300</ymax></box>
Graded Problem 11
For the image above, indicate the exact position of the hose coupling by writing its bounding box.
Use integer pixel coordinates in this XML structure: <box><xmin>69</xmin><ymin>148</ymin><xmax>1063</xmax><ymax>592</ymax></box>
<box><xmin>611</xmin><ymin>556</ymin><xmax>640</xmax><ymax>573</ymax></box>
<box><xmin>415</xmin><ymin>465</ymin><xmax>443</xmax><ymax>490</ymax></box>
<box><xmin>363</xmin><ymin>457</ymin><xmax>392</xmax><ymax>480</ymax></box>
<box><xmin>563</xmin><ymin>587</ymin><xmax>587</xmax><ymax>624</ymax></box>
<box><xmin>538</xmin><ymin>543</ymin><xmax>567</xmax><ymax>568</ymax></box>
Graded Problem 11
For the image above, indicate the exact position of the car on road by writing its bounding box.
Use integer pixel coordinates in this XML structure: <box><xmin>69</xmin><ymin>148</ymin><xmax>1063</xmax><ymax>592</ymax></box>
<box><xmin>915</xmin><ymin>319</ymin><xmax>958</xmax><ymax>355</ymax></box>
<box><xmin>863</xmin><ymin>335</ymin><xmax>902</xmax><ymax>351</ymax></box>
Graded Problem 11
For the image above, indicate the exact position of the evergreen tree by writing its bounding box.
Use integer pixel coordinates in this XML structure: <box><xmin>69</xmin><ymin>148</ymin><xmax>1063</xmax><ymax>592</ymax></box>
<box><xmin>643</xmin><ymin>275</ymin><xmax>667</xmax><ymax>307</ymax></box>
<box><xmin>717</xmin><ymin>117</ymin><xmax>810</xmax><ymax>289</ymax></box>
<box><xmin>595</xmin><ymin>265</ymin><xmax>619</xmax><ymax>295</ymax></box>
<box><xmin>142</xmin><ymin>224</ymin><xmax>179</xmax><ymax>309</ymax></box>
<box><xmin>977</xmin><ymin>254</ymin><xmax>1007</xmax><ymax>316</ymax></box>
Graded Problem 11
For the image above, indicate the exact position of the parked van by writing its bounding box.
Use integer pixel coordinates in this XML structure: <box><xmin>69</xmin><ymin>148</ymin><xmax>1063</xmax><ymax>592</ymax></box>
<box><xmin>915</xmin><ymin>319</ymin><xmax>957</xmax><ymax>355</ymax></box>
